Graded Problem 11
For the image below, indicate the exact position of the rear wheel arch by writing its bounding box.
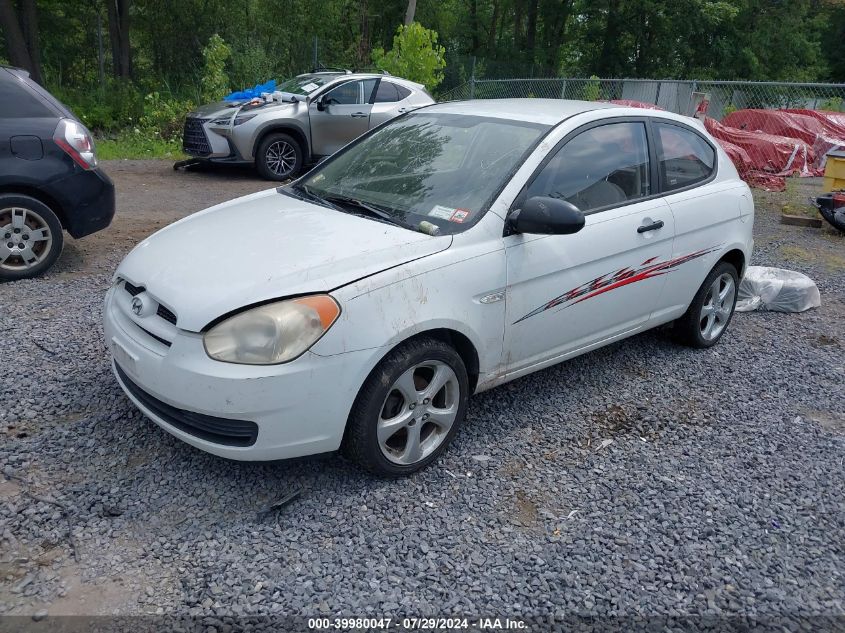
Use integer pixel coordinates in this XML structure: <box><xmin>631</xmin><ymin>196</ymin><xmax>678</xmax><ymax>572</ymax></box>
<box><xmin>718</xmin><ymin>248</ymin><xmax>745</xmax><ymax>278</ymax></box>
<box><xmin>0</xmin><ymin>185</ymin><xmax>67</xmax><ymax>230</ymax></box>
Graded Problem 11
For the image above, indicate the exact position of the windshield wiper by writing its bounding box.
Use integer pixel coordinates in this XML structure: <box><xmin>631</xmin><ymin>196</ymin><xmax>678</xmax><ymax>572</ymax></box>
<box><xmin>322</xmin><ymin>194</ymin><xmax>407</xmax><ymax>228</ymax></box>
<box><xmin>285</xmin><ymin>183</ymin><xmax>340</xmax><ymax>210</ymax></box>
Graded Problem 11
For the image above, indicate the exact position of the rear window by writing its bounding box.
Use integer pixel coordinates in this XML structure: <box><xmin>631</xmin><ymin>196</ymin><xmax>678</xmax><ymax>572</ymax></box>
<box><xmin>0</xmin><ymin>71</ymin><xmax>56</xmax><ymax>118</ymax></box>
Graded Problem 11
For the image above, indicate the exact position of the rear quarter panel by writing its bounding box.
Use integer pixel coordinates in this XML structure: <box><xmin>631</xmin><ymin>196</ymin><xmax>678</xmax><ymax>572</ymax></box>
<box><xmin>653</xmin><ymin>144</ymin><xmax>753</xmax><ymax>322</ymax></box>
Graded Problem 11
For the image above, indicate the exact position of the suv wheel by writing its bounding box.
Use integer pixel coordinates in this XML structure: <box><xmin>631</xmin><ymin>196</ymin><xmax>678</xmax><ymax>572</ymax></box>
<box><xmin>0</xmin><ymin>194</ymin><xmax>64</xmax><ymax>282</ymax></box>
<box><xmin>256</xmin><ymin>132</ymin><xmax>303</xmax><ymax>181</ymax></box>
<box><xmin>342</xmin><ymin>337</ymin><xmax>469</xmax><ymax>477</ymax></box>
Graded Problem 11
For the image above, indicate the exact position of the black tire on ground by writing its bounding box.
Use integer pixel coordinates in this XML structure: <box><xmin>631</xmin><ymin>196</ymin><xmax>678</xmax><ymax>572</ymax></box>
<box><xmin>342</xmin><ymin>337</ymin><xmax>470</xmax><ymax>478</ymax></box>
<box><xmin>0</xmin><ymin>194</ymin><xmax>64</xmax><ymax>282</ymax></box>
<box><xmin>255</xmin><ymin>132</ymin><xmax>304</xmax><ymax>181</ymax></box>
<box><xmin>674</xmin><ymin>260</ymin><xmax>740</xmax><ymax>348</ymax></box>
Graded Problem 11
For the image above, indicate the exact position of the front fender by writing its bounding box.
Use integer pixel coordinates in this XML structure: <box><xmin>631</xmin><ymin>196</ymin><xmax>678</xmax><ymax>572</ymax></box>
<box><xmin>311</xmin><ymin>243</ymin><xmax>507</xmax><ymax>380</ymax></box>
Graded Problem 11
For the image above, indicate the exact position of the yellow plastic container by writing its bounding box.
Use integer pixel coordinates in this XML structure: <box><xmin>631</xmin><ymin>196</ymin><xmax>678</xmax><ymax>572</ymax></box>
<box><xmin>824</xmin><ymin>149</ymin><xmax>845</xmax><ymax>192</ymax></box>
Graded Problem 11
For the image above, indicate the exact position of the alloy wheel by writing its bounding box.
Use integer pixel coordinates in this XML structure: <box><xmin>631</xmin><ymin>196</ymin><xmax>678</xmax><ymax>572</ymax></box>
<box><xmin>377</xmin><ymin>360</ymin><xmax>460</xmax><ymax>465</ymax></box>
<box><xmin>0</xmin><ymin>207</ymin><xmax>53</xmax><ymax>271</ymax></box>
<box><xmin>699</xmin><ymin>272</ymin><xmax>735</xmax><ymax>341</ymax></box>
<box><xmin>265</xmin><ymin>140</ymin><xmax>297</xmax><ymax>177</ymax></box>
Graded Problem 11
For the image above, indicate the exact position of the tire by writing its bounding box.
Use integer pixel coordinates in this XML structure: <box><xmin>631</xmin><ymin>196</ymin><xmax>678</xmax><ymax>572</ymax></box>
<box><xmin>674</xmin><ymin>261</ymin><xmax>739</xmax><ymax>348</ymax></box>
<box><xmin>342</xmin><ymin>337</ymin><xmax>470</xmax><ymax>477</ymax></box>
<box><xmin>255</xmin><ymin>132</ymin><xmax>303</xmax><ymax>181</ymax></box>
<box><xmin>0</xmin><ymin>194</ymin><xmax>64</xmax><ymax>282</ymax></box>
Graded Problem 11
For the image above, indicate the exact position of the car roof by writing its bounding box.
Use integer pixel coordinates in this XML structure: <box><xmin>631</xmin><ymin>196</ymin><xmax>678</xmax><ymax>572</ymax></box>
<box><xmin>298</xmin><ymin>71</ymin><xmax>426</xmax><ymax>92</ymax></box>
<box><xmin>423</xmin><ymin>99</ymin><xmax>621</xmax><ymax>125</ymax></box>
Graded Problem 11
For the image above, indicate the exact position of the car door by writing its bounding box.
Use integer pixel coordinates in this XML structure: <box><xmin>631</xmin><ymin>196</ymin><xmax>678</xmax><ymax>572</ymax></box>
<box><xmin>503</xmin><ymin>118</ymin><xmax>675</xmax><ymax>374</ymax></box>
<box><xmin>368</xmin><ymin>80</ymin><xmax>412</xmax><ymax>128</ymax></box>
<box><xmin>309</xmin><ymin>79</ymin><xmax>377</xmax><ymax>156</ymax></box>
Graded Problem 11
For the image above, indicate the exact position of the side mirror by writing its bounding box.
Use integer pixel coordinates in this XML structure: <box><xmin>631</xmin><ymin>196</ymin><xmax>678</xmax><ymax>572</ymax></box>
<box><xmin>316</xmin><ymin>96</ymin><xmax>327</xmax><ymax>111</ymax></box>
<box><xmin>508</xmin><ymin>196</ymin><xmax>585</xmax><ymax>235</ymax></box>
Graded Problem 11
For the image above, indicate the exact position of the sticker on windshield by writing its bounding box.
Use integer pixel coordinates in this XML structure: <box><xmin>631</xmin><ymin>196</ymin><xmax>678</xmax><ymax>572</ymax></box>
<box><xmin>428</xmin><ymin>205</ymin><xmax>456</xmax><ymax>220</ymax></box>
<box><xmin>428</xmin><ymin>205</ymin><xmax>472</xmax><ymax>223</ymax></box>
<box><xmin>301</xmin><ymin>82</ymin><xmax>319</xmax><ymax>93</ymax></box>
<box><xmin>449</xmin><ymin>208</ymin><xmax>470</xmax><ymax>223</ymax></box>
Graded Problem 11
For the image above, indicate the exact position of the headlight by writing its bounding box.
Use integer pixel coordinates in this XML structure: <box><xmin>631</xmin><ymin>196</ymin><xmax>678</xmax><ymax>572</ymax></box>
<box><xmin>210</xmin><ymin>116</ymin><xmax>233</xmax><ymax>126</ymax></box>
<box><xmin>233</xmin><ymin>113</ymin><xmax>258</xmax><ymax>126</ymax></box>
<box><xmin>203</xmin><ymin>295</ymin><xmax>340</xmax><ymax>365</ymax></box>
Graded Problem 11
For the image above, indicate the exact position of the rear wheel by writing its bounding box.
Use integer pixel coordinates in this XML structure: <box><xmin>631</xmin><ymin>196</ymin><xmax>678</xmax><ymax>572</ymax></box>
<box><xmin>0</xmin><ymin>194</ymin><xmax>64</xmax><ymax>282</ymax></box>
<box><xmin>674</xmin><ymin>261</ymin><xmax>739</xmax><ymax>348</ymax></box>
<box><xmin>255</xmin><ymin>132</ymin><xmax>303</xmax><ymax>181</ymax></box>
<box><xmin>342</xmin><ymin>337</ymin><xmax>469</xmax><ymax>477</ymax></box>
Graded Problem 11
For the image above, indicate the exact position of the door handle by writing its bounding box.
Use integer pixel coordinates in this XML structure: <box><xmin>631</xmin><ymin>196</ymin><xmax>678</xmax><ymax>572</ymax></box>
<box><xmin>637</xmin><ymin>220</ymin><xmax>665</xmax><ymax>233</ymax></box>
<box><xmin>350</xmin><ymin>112</ymin><xmax>368</xmax><ymax>118</ymax></box>
<box><xmin>397</xmin><ymin>107</ymin><xmax>408</xmax><ymax>113</ymax></box>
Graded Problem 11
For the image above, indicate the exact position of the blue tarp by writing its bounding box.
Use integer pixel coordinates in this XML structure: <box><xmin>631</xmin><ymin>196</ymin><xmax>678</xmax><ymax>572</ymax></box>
<box><xmin>224</xmin><ymin>80</ymin><xmax>276</xmax><ymax>101</ymax></box>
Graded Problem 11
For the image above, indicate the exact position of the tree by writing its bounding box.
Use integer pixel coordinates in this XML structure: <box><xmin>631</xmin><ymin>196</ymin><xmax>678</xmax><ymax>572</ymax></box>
<box><xmin>404</xmin><ymin>0</ymin><xmax>416</xmax><ymax>25</ymax></box>
<box><xmin>106</xmin><ymin>0</ymin><xmax>131</xmax><ymax>78</ymax></box>
<box><xmin>0</xmin><ymin>0</ymin><xmax>42</xmax><ymax>83</ymax></box>
<box><xmin>372</xmin><ymin>22</ymin><xmax>447</xmax><ymax>90</ymax></box>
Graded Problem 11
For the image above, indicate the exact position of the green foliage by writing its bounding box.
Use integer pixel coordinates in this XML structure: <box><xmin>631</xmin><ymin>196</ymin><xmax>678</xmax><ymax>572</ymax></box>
<box><xmin>372</xmin><ymin>23</ymin><xmax>446</xmax><ymax>90</ymax></box>
<box><xmin>96</xmin><ymin>133</ymin><xmax>184</xmax><ymax>160</ymax></box>
<box><xmin>583</xmin><ymin>76</ymin><xmax>601</xmax><ymax>101</ymax></box>
<box><xmin>139</xmin><ymin>92</ymin><xmax>195</xmax><ymax>142</ymax></box>
<box><xmin>200</xmin><ymin>34</ymin><xmax>232</xmax><ymax>102</ymax></box>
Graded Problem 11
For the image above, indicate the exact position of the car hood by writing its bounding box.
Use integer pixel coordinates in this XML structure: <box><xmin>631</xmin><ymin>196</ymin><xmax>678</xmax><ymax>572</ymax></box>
<box><xmin>116</xmin><ymin>189</ymin><xmax>452</xmax><ymax>332</ymax></box>
<box><xmin>191</xmin><ymin>99</ymin><xmax>297</xmax><ymax>119</ymax></box>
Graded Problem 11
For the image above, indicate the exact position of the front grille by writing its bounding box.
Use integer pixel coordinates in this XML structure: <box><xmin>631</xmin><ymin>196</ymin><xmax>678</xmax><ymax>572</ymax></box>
<box><xmin>182</xmin><ymin>117</ymin><xmax>212</xmax><ymax>156</ymax></box>
<box><xmin>116</xmin><ymin>363</ymin><xmax>258</xmax><ymax>447</ymax></box>
<box><xmin>157</xmin><ymin>305</ymin><xmax>177</xmax><ymax>325</ymax></box>
<box><xmin>124</xmin><ymin>281</ymin><xmax>144</xmax><ymax>296</ymax></box>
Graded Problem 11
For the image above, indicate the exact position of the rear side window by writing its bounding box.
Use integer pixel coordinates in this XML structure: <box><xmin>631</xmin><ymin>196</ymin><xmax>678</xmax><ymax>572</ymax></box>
<box><xmin>655</xmin><ymin>122</ymin><xmax>715</xmax><ymax>191</ymax></box>
<box><xmin>374</xmin><ymin>81</ymin><xmax>399</xmax><ymax>103</ymax></box>
<box><xmin>395</xmin><ymin>84</ymin><xmax>411</xmax><ymax>100</ymax></box>
<box><xmin>0</xmin><ymin>72</ymin><xmax>55</xmax><ymax>118</ymax></box>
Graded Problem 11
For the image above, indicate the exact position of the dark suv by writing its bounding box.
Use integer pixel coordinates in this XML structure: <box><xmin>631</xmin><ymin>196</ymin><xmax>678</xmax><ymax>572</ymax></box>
<box><xmin>0</xmin><ymin>66</ymin><xmax>115</xmax><ymax>281</ymax></box>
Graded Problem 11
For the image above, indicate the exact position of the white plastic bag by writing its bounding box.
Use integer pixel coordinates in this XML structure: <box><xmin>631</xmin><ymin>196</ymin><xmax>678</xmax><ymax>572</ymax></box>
<box><xmin>735</xmin><ymin>266</ymin><xmax>821</xmax><ymax>313</ymax></box>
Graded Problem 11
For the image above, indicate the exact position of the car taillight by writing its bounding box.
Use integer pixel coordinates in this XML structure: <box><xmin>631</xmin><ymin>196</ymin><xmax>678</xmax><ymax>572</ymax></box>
<box><xmin>53</xmin><ymin>118</ymin><xmax>97</xmax><ymax>169</ymax></box>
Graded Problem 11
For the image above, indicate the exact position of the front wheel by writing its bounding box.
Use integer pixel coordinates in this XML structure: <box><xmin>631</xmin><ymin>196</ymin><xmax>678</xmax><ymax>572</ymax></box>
<box><xmin>0</xmin><ymin>194</ymin><xmax>64</xmax><ymax>282</ymax></box>
<box><xmin>255</xmin><ymin>132</ymin><xmax>303</xmax><ymax>181</ymax></box>
<box><xmin>342</xmin><ymin>337</ymin><xmax>469</xmax><ymax>477</ymax></box>
<box><xmin>674</xmin><ymin>261</ymin><xmax>739</xmax><ymax>348</ymax></box>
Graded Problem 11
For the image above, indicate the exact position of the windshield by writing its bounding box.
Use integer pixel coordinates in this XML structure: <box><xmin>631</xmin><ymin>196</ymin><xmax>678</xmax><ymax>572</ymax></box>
<box><xmin>299</xmin><ymin>112</ymin><xmax>550</xmax><ymax>234</ymax></box>
<box><xmin>276</xmin><ymin>75</ymin><xmax>335</xmax><ymax>96</ymax></box>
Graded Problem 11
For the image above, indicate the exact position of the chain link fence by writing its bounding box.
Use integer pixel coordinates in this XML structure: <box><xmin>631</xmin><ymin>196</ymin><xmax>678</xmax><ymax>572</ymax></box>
<box><xmin>440</xmin><ymin>77</ymin><xmax>845</xmax><ymax>117</ymax></box>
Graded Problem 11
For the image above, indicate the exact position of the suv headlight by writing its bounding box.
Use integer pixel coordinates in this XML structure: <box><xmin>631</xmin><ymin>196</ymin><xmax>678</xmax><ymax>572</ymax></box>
<box><xmin>204</xmin><ymin>295</ymin><xmax>340</xmax><ymax>365</ymax></box>
<box><xmin>233</xmin><ymin>113</ymin><xmax>258</xmax><ymax>126</ymax></box>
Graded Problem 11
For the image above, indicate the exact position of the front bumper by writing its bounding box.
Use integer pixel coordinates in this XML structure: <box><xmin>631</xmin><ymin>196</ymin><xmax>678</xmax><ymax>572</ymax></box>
<box><xmin>182</xmin><ymin>117</ymin><xmax>237</xmax><ymax>160</ymax></box>
<box><xmin>103</xmin><ymin>285</ymin><xmax>374</xmax><ymax>461</ymax></box>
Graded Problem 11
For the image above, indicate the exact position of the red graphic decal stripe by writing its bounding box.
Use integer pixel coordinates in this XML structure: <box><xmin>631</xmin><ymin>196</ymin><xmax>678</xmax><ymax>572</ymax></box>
<box><xmin>514</xmin><ymin>245</ymin><xmax>720</xmax><ymax>324</ymax></box>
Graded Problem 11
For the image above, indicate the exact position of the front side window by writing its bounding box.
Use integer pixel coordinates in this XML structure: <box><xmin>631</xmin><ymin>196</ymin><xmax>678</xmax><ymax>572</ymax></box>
<box><xmin>655</xmin><ymin>122</ymin><xmax>715</xmax><ymax>191</ymax></box>
<box><xmin>323</xmin><ymin>81</ymin><xmax>362</xmax><ymax>105</ymax></box>
<box><xmin>298</xmin><ymin>113</ymin><xmax>549</xmax><ymax>234</ymax></box>
<box><xmin>526</xmin><ymin>121</ymin><xmax>651</xmax><ymax>213</ymax></box>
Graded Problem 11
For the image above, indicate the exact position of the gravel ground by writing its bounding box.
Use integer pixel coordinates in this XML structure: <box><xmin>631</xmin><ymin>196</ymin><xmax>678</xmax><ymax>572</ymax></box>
<box><xmin>0</xmin><ymin>163</ymin><xmax>843</xmax><ymax>629</ymax></box>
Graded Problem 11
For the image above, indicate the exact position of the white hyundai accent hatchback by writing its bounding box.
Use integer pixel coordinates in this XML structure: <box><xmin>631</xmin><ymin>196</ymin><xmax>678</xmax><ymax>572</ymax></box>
<box><xmin>105</xmin><ymin>99</ymin><xmax>754</xmax><ymax>476</ymax></box>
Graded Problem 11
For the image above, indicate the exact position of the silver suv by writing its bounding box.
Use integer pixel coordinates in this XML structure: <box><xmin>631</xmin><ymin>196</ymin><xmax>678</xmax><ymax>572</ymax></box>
<box><xmin>182</xmin><ymin>71</ymin><xmax>434</xmax><ymax>180</ymax></box>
